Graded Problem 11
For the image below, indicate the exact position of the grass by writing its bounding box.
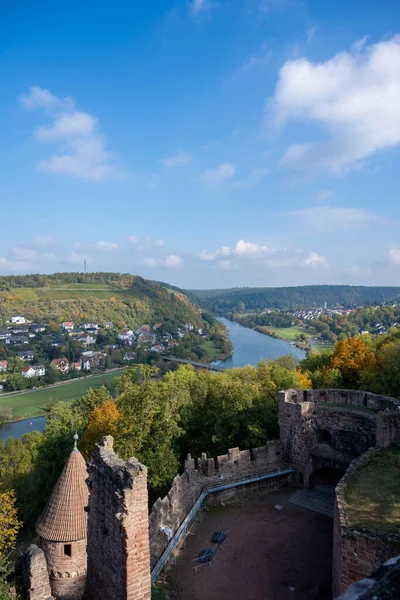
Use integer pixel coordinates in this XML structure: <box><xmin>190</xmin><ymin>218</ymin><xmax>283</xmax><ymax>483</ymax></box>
<box><xmin>199</xmin><ymin>340</ymin><xmax>224</xmax><ymax>361</ymax></box>
<box><xmin>261</xmin><ymin>325</ymin><xmax>318</xmax><ymax>340</ymax></box>
<box><xmin>345</xmin><ymin>444</ymin><xmax>400</xmax><ymax>533</ymax></box>
<box><xmin>0</xmin><ymin>369</ymin><xmax>126</xmax><ymax>419</ymax></box>
<box><xmin>10</xmin><ymin>285</ymin><xmax>145</xmax><ymax>302</ymax></box>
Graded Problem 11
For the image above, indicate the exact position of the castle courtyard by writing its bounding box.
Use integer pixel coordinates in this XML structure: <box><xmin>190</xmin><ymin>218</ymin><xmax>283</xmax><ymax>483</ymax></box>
<box><xmin>166</xmin><ymin>485</ymin><xmax>333</xmax><ymax>600</ymax></box>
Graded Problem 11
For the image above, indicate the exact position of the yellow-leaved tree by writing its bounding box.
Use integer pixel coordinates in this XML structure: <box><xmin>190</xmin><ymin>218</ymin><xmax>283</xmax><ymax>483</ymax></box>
<box><xmin>0</xmin><ymin>488</ymin><xmax>21</xmax><ymax>559</ymax></box>
<box><xmin>80</xmin><ymin>400</ymin><xmax>122</xmax><ymax>459</ymax></box>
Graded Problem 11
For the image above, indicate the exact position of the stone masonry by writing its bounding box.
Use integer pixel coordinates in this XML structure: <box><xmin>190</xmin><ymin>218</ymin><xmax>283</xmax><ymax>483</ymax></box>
<box><xmin>86</xmin><ymin>436</ymin><xmax>151</xmax><ymax>600</ymax></box>
<box><xmin>149</xmin><ymin>440</ymin><xmax>285</xmax><ymax>568</ymax></box>
<box><xmin>17</xmin><ymin>544</ymin><xmax>53</xmax><ymax>600</ymax></box>
<box><xmin>278</xmin><ymin>389</ymin><xmax>400</xmax><ymax>488</ymax></box>
<box><xmin>332</xmin><ymin>448</ymin><xmax>400</xmax><ymax>597</ymax></box>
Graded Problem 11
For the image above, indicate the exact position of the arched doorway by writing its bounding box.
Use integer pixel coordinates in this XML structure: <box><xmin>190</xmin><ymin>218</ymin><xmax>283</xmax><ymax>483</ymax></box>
<box><xmin>309</xmin><ymin>467</ymin><xmax>345</xmax><ymax>489</ymax></box>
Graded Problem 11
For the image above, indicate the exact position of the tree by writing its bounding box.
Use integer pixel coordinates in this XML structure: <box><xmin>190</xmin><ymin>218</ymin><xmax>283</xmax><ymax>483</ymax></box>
<box><xmin>0</xmin><ymin>489</ymin><xmax>21</xmax><ymax>558</ymax></box>
<box><xmin>328</xmin><ymin>337</ymin><xmax>377</xmax><ymax>388</ymax></box>
<box><xmin>80</xmin><ymin>401</ymin><xmax>121</xmax><ymax>459</ymax></box>
<box><xmin>0</xmin><ymin>408</ymin><xmax>12</xmax><ymax>424</ymax></box>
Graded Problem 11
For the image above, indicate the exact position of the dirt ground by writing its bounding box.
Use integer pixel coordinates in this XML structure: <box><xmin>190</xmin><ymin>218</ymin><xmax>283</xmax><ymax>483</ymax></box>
<box><xmin>166</xmin><ymin>485</ymin><xmax>333</xmax><ymax>600</ymax></box>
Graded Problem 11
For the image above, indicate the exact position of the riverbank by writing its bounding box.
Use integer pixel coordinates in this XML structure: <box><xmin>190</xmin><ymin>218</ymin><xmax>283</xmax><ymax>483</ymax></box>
<box><xmin>0</xmin><ymin>368</ymin><xmax>126</xmax><ymax>421</ymax></box>
<box><xmin>254</xmin><ymin>325</ymin><xmax>312</xmax><ymax>352</ymax></box>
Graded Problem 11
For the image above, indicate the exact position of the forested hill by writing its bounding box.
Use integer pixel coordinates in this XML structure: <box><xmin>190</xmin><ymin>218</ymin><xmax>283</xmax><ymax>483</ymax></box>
<box><xmin>189</xmin><ymin>285</ymin><xmax>400</xmax><ymax>313</ymax></box>
<box><xmin>0</xmin><ymin>272</ymin><xmax>203</xmax><ymax>329</ymax></box>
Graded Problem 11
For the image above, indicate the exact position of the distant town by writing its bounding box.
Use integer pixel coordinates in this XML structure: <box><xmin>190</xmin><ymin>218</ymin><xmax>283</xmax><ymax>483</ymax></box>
<box><xmin>0</xmin><ymin>314</ymin><xmax>207</xmax><ymax>393</ymax></box>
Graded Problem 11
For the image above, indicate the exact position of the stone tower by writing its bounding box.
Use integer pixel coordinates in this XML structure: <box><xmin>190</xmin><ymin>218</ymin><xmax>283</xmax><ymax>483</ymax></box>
<box><xmin>36</xmin><ymin>434</ymin><xmax>89</xmax><ymax>600</ymax></box>
<box><xmin>86</xmin><ymin>436</ymin><xmax>151</xmax><ymax>600</ymax></box>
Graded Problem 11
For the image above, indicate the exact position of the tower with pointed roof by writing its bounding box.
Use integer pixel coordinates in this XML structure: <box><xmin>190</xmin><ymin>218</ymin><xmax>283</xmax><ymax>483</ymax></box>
<box><xmin>36</xmin><ymin>434</ymin><xmax>89</xmax><ymax>600</ymax></box>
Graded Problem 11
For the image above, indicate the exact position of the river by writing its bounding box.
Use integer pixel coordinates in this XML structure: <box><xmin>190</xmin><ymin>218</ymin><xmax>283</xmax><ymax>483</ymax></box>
<box><xmin>217</xmin><ymin>317</ymin><xmax>306</xmax><ymax>368</ymax></box>
<box><xmin>0</xmin><ymin>319</ymin><xmax>305</xmax><ymax>440</ymax></box>
<box><xmin>0</xmin><ymin>416</ymin><xmax>46</xmax><ymax>442</ymax></box>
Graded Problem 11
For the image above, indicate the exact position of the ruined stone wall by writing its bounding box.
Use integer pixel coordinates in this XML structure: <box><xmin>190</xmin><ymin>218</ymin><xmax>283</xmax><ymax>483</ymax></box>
<box><xmin>86</xmin><ymin>436</ymin><xmax>151</xmax><ymax>600</ymax></box>
<box><xmin>333</xmin><ymin>449</ymin><xmax>400</xmax><ymax>597</ymax></box>
<box><xmin>278</xmin><ymin>389</ymin><xmax>399</xmax><ymax>488</ymax></box>
<box><xmin>40</xmin><ymin>538</ymin><xmax>86</xmax><ymax>600</ymax></box>
<box><xmin>149</xmin><ymin>441</ymin><xmax>285</xmax><ymax>568</ymax></box>
<box><xmin>17</xmin><ymin>544</ymin><xmax>53</xmax><ymax>600</ymax></box>
<box><xmin>335</xmin><ymin>556</ymin><xmax>400</xmax><ymax>600</ymax></box>
<box><xmin>376</xmin><ymin>411</ymin><xmax>400</xmax><ymax>448</ymax></box>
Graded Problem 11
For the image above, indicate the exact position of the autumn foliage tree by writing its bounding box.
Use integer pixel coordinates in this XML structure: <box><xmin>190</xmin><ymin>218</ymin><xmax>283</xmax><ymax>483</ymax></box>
<box><xmin>80</xmin><ymin>400</ymin><xmax>122</xmax><ymax>459</ymax></box>
<box><xmin>328</xmin><ymin>337</ymin><xmax>378</xmax><ymax>388</ymax></box>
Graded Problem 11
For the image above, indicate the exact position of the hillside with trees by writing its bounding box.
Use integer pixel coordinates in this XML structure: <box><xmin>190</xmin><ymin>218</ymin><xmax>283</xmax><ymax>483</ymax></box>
<box><xmin>190</xmin><ymin>285</ymin><xmax>400</xmax><ymax>313</ymax></box>
<box><xmin>0</xmin><ymin>272</ymin><xmax>203</xmax><ymax>331</ymax></box>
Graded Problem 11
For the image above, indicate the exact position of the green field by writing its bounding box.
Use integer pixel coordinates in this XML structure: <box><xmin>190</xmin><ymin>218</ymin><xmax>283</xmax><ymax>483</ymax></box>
<box><xmin>199</xmin><ymin>340</ymin><xmax>224</xmax><ymax>361</ymax></box>
<box><xmin>12</xmin><ymin>285</ymin><xmax>143</xmax><ymax>302</ymax></box>
<box><xmin>262</xmin><ymin>325</ymin><xmax>316</xmax><ymax>340</ymax></box>
<box><xmin>0</xmin><ymin>369</ymin><xmax>126</xmax><ymax>419</ymax></box>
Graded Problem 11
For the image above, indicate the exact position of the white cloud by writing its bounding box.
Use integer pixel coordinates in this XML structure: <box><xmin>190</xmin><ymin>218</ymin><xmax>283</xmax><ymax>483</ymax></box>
<box><xmin>161</xmin><ymin>152</ymin><xmax>192</xmax><ymax>167</ymax></box>
<box><xmin>0</xmin><ymin>256</ymin><xmax>27</xmax><ymax>272</ymax></box>
<box><xmin>232</xmin><ymin>168</ymin><xmax>268</xmax><ymax>188</ymax></box>
<box><xmin>200</xmin><ymin>239</ymin><xmax>278</xmax><ymax>260</ymax></box>
<box><xmin>10</xmin><ymin>247</ymin><xmax>37</xmax><ymax>261</ymax></box>
<box><xmin>343</xmin><ymin>265</ymin><xmax>371</xmax><ymax>277</ymax></box>
<box><xmin>96</xmin><ymin>241</ymin><xmax>118</xmax><ymax>251</ymax></box>
<box><xmin>199</xmin><ymin>239</ymin><xmax>327</xmax><ymax>270</ymax></box>
<box><xmin>166</xmin><ymin>255</ymin><xmax>183</xmax><ymax>267</ymax></box>
<box><xmin>388</xmin><ymin>247</ymin><xmax>400</xmax><ymax>265</ymax></box>
<box><xmin>306</xmin><ymin>25</ymin><xmax>319</xmax><ymax>42</ymax></box>
<box><xmin>128</xmin><ymin>235</ymin><xmax>139</xmax><ymax>244</ymax></box>
<box><xmin>20</xmin><ymin>86</ymin><xmax>122</xmax><ymax>182</ymax></box>
<box><xmin>318</xmin><ymin>190</ymin><xmax>335</xmax><ymax>201</ymax></box>
<box><xmin>142</xmin><ymin>258</ymin><xmax>159</xmax><ymax>267</ymax></box>
<box><xmin>155</xmin><ymin>240</ymin><xmax>165</xmax><ymax>247</ymax></box>
<box><xmin>302</xmin><ymin>251</ymin><xmax>328</xmax><ymax>268</ymax></box>
<box><xmin>200</xmin><ymin>163</ymin><xmax>235</xmax><ymax>185</ymax></box>
<box><xmin>19</xmin><ymin>86</ymin><xmax>73</xmax><ymax>111</ymax></box>
<box><xmin>216</xmin><ymin>259</ymin><xmax>234</xmax><ymax>270</ymax></box>
<box><xmin>35</xmin><ymin>111</ymin><xmax>97</xmax><ymax>141</ymax></box>
<box><xmin>270</xmin><ymin>35</ymin><xmax>400</xmax><ymax>174</ymax></box>
<box><xmin>67</xmin><ymin>251</ymin><xmax>94</xmax><ymax>265</ymax></box>
<box><xmin>142</xmin><ymin>255</ymin><xmax>183</xmax><ymax>268</ymax></box>
<box><xmin>34</xmin><ymin>235</ymin><xmax>55</xmax><ymax>248</ymax></box>
<box><xmin>190</xmin><ymin>0</ymin><xmax>215</xmax><ymax>15</ymax></box>
<box><xmin>287</xmin><ymin>206</ymin><xmax>378</xmax><ymax>232</ymax></box>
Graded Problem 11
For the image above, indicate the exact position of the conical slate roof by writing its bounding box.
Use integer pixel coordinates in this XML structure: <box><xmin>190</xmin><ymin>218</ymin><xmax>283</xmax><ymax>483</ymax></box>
<box><xmin>36</xmin><ymin>441</ymin><xmax>89</xmax><ymax>542</ymax></box>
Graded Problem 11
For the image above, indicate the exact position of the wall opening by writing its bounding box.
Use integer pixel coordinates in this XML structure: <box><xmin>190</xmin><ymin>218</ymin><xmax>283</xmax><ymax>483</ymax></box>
<box><xmin>318</xmin><ymin>429</ymin><xmax>332</xmax><ymax>444</ymax></box>
<box><xmin>64</xmin><ymin>544</ymin><xmax>72</xmax><ymax>558</ymax></box>
<box><xmin>309</xmin><ymin>467</ymin><xmax>345</xmax><ymax>488</ymax></box>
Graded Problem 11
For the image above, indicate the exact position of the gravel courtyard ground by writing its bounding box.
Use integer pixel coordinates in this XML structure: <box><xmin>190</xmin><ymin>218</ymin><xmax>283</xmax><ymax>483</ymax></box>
<box><xmin>167</xmin><ymin>485</ymin><xmax>333</xmax><ymax>600</ymax></box>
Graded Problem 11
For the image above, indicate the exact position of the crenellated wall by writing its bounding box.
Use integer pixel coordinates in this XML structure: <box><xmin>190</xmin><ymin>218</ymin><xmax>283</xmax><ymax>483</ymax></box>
<box><xmin>149</xmin><ymin>441</ymin><xmax>285</xmax><ymax>567</ymax></box>
<box><xmin>278</xmin><ymin>389</ymin><xmax>400</xmax><ymax>488</ymax></box>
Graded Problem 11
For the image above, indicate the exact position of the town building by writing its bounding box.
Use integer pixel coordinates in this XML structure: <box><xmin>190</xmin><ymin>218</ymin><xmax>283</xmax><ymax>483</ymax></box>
<box><xmin>0</xmin><ymin>360</ymin><xmax>8</xmax><ymax>372</ymax></box>
<box><xmin>50</xmin><ymin>358</ymin><xmax>70</xmax><ymax>374</ymax></box>
<box><xmin>11</xmin><ymin>315</ymin><xmax>26</xmax><ymax>324</ymax></box>
<box><xmin>17</xmin><ymin>350</ymin><xmax>34</xmax><ymax>361</ymax></box>
<box><xmin>62</xmin><ymin>321</ymin><xmax>74</xmax><ymax>331</ymax></box>
<box><xmin>21</xmin><ymin>365</ymin><xmax>46</xmax><ymax>378</ymax></box>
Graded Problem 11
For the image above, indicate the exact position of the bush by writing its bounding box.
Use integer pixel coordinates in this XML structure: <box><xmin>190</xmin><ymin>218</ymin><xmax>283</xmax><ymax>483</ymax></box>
<box><xmin>0</xmin><ymin>407</ymin><xmax>12</xmax><ymax>423</ymax></box>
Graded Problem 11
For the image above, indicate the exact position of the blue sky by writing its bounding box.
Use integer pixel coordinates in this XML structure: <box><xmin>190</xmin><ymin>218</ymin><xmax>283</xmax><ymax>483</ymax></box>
<box><xmin>1</xmin><ymin>0</ymin><xmax>400</xmax><ymax>288</ymax></box>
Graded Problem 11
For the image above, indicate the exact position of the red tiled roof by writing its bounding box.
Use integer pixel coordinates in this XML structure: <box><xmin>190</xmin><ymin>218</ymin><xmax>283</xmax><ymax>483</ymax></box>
<box><xmin>36</xmin><ymin>447</ymin><xmax>88</xmax><ymax>542</ymax></box>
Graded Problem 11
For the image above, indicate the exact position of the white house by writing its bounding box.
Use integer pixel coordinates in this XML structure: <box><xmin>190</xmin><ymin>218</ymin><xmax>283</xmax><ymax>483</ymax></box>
<box><xmin>11</xmin><ymin>315</ymin><xmax>26</xmax><ymax>324</ymax></box>
<box><xmin>81</xmin><ymin>322</ymin><xmax>99</xmax><ymax>330</ymax></box>
<box><xmin>184</xmin><ymin>323</ymin><xmax>194</xmax><ymax>331</ymax></box>
<box><xmin>62</xmin><ymin>321</ymin><xmax>74</xmax><ymax>331</ymax></box>
<box><xmin>21</xmin><ymin>365</ymin><xmax>46</xmax><ymax>378</ymax></box>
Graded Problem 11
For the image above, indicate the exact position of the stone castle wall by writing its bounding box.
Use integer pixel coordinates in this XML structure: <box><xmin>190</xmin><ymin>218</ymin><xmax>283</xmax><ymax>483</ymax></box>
<box><xmin>278</xmin><ymin>389</ymin><xmax>400</xmax><ymax>488</ymax></box>
<box><xmin>86</xmin><ymin>436</ymin><xmax>151</xmax><ymax>600</ymax></box>
<box><xmin>332</xmin><ymin>448</ymin><xmax>400</xmax><ymax>597</ymax></box>
<box><xmin>17</xmin><ymin>544</ymin><xmax>53</xmax><ymax>600</ymax></box>
<box><xmin>149</xmin><ymin>441</ymin><xmax>285</xmax><ymax>568</ymax></box>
